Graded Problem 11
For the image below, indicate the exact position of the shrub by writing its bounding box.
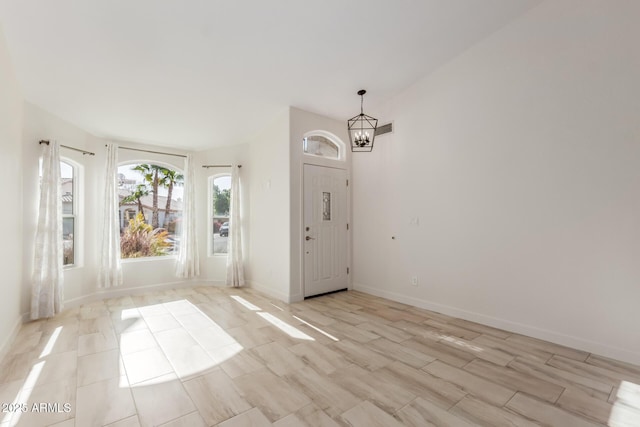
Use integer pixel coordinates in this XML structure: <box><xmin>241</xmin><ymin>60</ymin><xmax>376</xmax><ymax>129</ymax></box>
<box><xmin>121</xmin><ymin>213</ymin><xmax>171</xmax><ymax>258</ymax></box>
<box><xmin>63</xmin><ymin>241</ymin><xmax>74</xmax><ymax>265</ymax></box>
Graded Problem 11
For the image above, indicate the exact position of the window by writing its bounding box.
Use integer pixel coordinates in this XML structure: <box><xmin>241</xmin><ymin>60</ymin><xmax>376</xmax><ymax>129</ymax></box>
<box><xmin>303</xmin><ymin>135</ymin><xmax>340</xmax><ymax>159</ymax></box>
<box><xmin>117</xmin><ymin>163</ymin><xmax>183</xmax><ymax>259</ymax></box>
<box><xmin>210</xmin><ymin>173</ymin><xmax>231</xmax><ymax>255</ymax></box>
<box><xmin>61</xmin><ymin>161</ymin><xmax>75</xmax><ymax>266</ymax></box>
<box><xmin>39</xmin><ymin>159</ymin><xmax>76</xmax><ymax>266</ymax></box>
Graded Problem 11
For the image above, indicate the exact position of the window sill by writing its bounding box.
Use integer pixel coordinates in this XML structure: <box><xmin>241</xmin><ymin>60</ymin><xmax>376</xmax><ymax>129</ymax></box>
<box><xmin>121</xmin><ymin>255</ymin><xmax>177</xmax><ymax>264</ymax></box>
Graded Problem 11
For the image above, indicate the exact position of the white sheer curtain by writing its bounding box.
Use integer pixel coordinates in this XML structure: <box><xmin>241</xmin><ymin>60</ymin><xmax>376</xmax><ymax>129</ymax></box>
<box><xmin>227</xmin><ymin>165</ymin><xmax>245</xmax><ymax>287</ymax></box>
<box><xmin>176</xmin><ymin>154</ymin><xmax>199</xmax><ymax>278</ymax></box>
<box><xmin>31</xmin><ymin>141</ymin><xmax>64</xmax><ymax>320</ymax></box>
<box><xmin>98</xmin><ymin>143</ymin><xmax>122</xmax><ymax>288</ymax></box>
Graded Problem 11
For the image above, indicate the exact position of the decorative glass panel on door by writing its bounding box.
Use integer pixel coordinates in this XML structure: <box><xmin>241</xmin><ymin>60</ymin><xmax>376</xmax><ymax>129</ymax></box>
<box><xmin>322</xmin><ymin>192</ymin><xmax>331</xmax><ymax>221</ymax></box>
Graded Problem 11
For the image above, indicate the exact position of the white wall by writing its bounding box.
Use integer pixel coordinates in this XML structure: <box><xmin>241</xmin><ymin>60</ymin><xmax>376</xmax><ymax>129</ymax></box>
<box><xmin>353</xmin><ymin>0</ymin><xmax>640</xmax><ymax>364</ymax></box>
<box><xmin>246</xmin><ymin>110</ymin><xmax>291</xmax><ymax>301</ymax></box>
<box><xmin>0</xmin><ymin>24</ymin><xmax>24</xmax><ymax>358</ymax></box>
<box><xmin>289</xmin><ymin>107</ymin><xmax>352</xmax><ymax>301</ymax></box>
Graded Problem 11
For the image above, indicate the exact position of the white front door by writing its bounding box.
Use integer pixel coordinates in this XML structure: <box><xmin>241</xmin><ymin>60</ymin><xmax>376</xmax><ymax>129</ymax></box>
<box><xmin>303</xmin><ymin>164</ymin><xmax>348</xmax><ymax>298</ymax></box>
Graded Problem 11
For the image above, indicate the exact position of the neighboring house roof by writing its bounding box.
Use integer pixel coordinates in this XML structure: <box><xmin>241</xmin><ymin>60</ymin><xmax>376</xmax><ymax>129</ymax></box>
<box><xmin>117</xmin><ymin>175</ymin><xmax>136</xmax><ymax>186</ymax></box>
<box><xmin>61</xmin><ymin>179</ymin><xmax>73</xmax><ymax>203</ymax></box>
<box><xmin>118</xmin><ymin>189</ymin><xmax>183</xmax><ymax>212</ymax></box>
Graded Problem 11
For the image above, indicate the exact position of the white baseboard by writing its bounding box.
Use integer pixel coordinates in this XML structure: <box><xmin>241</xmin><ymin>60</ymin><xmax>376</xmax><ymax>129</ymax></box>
<box><xmin>288</xmin><ymin>293</ymin><xmax>303</xmax><ymax>303</ymax></box>
<box><xmin>20</xmin><ymin>280</ymin><xmax>227</xmax><ymax>323</ymax></box>
<box><xmin>353</xmin><ymin>283</ymin><xmax>640</xmax><ymax>366</ymax></box>
<box><xmin>0</xmin><ymin>315</ymin><xmax>22</xmax><ymax>364</ymax></box>
<box><xmin>65</xmin><ymin>280</ymin><xmax>223</xmax><ymax>307</ymax></box>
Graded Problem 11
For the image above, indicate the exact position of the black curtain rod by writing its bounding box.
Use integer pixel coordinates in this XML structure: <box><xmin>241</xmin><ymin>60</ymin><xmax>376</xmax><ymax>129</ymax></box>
<box><xmin>202</xmin><ymin>164</ymin><xmax>242</xmax><ymax>168</ymax></box>
<box><xmin>108</xmin><ymin>145</ymin><xmax>187</xmax><ymax>158</ymax></box>
<box><xmin>39</xmin><ymin>140</ymin><xmax>95</xmax><ymax>156</ymax></box>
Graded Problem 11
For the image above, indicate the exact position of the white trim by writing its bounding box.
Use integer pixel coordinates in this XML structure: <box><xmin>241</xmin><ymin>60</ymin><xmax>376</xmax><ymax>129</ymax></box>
<box><xmin>118</xmin><ymin>158</ymin><xmax>183</xmax><ymax>172</ymax></box>
<box><xmin>288</xmin><ymin>292</ymin><xmax>303</xmax><ymax>303</ymax></box>
<box><xmin>353</xmin><ymin>282</ymin><xmax>640</xmax><ymax>366</ymax></box>
<box><xmin>121</xmin><ymin>255</ymin><xmax>178</xmax><ymax>264</ymax></box>
<box><xmin>0</xmin><ymin>315</ymin><xmax>22</xmax><ymax>364</ymax></box>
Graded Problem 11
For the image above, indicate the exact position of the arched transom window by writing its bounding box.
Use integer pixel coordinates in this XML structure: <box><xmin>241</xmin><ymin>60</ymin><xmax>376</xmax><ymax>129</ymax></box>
<box><xmin>302</xmin><ymin>131</ymin><xmax>345</xmax><ymax>160</ymax></box>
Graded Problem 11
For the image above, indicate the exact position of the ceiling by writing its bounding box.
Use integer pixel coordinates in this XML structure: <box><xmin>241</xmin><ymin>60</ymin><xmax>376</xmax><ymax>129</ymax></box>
<box><xmin>0</xmin><ymin>0</ymin><xmax>540</xmax><ymax>150</ymax></box>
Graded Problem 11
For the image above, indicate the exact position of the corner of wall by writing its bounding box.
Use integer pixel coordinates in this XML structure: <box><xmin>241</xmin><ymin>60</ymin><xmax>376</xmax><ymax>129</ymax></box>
<box><xmin>246</xmin><ymin>110</ymin><xmax>291</xmax><ymax>301</ymax></box>
<box><xmin>247</xmin><ymin>280</ymin><xmax>290</xmax><ymax>303</ymax></box>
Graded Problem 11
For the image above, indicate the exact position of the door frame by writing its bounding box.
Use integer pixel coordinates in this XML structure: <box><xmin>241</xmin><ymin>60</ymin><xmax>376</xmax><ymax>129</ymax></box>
<box><xmin>295</xmin><ymin>130</ymin><xmax>352</xmax><ymax>302</ymax></box>
<box><xmin>302</xmin><ymin>163</ymin><xmax>350</xmax><ymax>298</ymax></box>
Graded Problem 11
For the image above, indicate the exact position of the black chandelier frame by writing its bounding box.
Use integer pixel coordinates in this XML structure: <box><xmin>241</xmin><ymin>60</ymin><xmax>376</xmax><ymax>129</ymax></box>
<box><xmin>347</xmin><ymin>89</ymin><xmax>378</xmax><ymax>153</ymax></box>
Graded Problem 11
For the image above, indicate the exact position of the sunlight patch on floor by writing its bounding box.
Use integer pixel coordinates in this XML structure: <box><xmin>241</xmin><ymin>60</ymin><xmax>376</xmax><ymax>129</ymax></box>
<box><xmin>119</xmin><ymin>308</ymin><xmax>140</xmax><ymax>320</ymax></box>
<box><xmin>258</xmin><ymin>312</ymin><xmax>314</xmax><ymax>341</ymax></box>
<box><xmin>39</xmin><ymin>326</ymin><xmax>62</xmax><ymax>358</ymax></box>
<box><xmin>293</xmin><ymin>315</ymin><xmax>339</xmax><ymax>341</ymax></box>
<box><xmin>230</xmin><ymin>295</ymin><xmax>262</xmax><ymax>311</ymax></box>
<box><xmin>269</xmin><ymin>303</ymin><xmax>285</xmax><ymax>311</ymax></box>
<box><xmin>2</xmin><ymin>327</ymin><xmax>62</xmax><ymax>426</ymax></box>
<box><xmin>609</xmin><ymin>380</ymin><xmax>640</xmax><ymax>426</ymax></box>
<box><xmin>121</xmin><ymin>300</ymin><xmax>243</xmax><ymax>388</ymax></box>
<box><xmin>439</xmin><ymin>335</ymin><xmax>483</xmax><ymax>352</ymax></box>
<box><xmin>228</xmin><ymin>295</ymin><xmax>318</xmax><ymax>342</ymax></box>
<box><xmin>117</xmin><ymin>307</ymin><xmax>147</xmax><ymax>331</ymax></box>
<box><xmin>1</xmin><ymin>361</ymin><xmax>46</xmax><ymax>426</ymax></box>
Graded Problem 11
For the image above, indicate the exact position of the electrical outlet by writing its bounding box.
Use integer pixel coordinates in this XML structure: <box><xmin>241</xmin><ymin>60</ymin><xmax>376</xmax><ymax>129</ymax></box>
<box><xmin>409</xmin><ymin>216</ymin><xmax>420</xmax><ymax>226</ymax></box>
<box><xmin>410</xmin><ymin>276</ymin><xmax>418</xmax><ymax>286</ymax></box>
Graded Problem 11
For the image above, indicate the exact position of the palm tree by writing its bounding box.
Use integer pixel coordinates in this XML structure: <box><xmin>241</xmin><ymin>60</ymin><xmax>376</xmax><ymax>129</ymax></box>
<box><xmin>121</xmin><ymin>184</ymin><xmax>150</xmax><ymax>223</ymax></box>
<box><xmin>132</xmin><ymin>164</ymin><xmax>162</xmax><ymax>228</ymax></box>
<box><xmin>160</xmin><ymin>168</ymin><xmax>184</xmax><ymax>228</ymax></box>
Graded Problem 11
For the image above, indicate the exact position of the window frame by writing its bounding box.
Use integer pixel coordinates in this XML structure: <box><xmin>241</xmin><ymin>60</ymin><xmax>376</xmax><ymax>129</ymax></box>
<box><xmin>60</xmin><ymin>159</ymin><xmax>77</xmax><ymax>268</ymax></box>
<box><xmin>209</xmin><ymin>171</ymin><xmax>232</xmax><ymax>257</ymax></box>
<box><xmin>117</xmin><ymin>161</ymin><xmax>184</xmax><ymax>261</ymax></box>
<box><xmin>302</xmin><ymin>130</ymin><xmax>346</xmax><ymax>161</ymax></box>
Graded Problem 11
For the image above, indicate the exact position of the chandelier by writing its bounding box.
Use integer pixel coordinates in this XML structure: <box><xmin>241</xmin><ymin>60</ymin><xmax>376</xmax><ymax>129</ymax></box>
<box><xmin>347</xmin><ymin>89</ymin><xmax>378</xmax><ymax>152</ymax></box>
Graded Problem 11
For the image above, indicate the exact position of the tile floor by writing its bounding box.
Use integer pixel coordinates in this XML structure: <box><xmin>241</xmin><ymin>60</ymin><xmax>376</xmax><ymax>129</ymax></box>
<box><xmin>1</xmin><ymin>286</ymin><xmax>639</xmax><ymax>426</ymax></box>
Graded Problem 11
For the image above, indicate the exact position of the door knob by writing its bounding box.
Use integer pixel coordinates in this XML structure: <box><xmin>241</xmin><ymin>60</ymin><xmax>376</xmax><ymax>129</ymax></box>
<box><xmin>305</xmin><ymin>236</ymin><xmax>315</xmax><ymax>241</ymax></box>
